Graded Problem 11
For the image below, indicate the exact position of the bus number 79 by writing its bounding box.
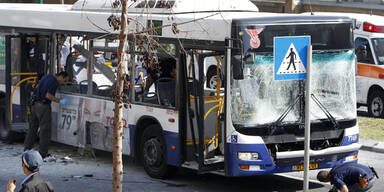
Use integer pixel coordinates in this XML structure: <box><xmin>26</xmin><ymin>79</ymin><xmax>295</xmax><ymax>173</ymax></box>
<box><xmin>61</xmin><ymin>114</ymin><xmax>72</xmax><ymax>130</ymax></box>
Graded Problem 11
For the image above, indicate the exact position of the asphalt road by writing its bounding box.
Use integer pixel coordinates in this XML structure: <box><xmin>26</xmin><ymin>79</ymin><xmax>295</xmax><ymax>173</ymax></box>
<box><xmin>2</xmin><ymin>140</ymin><xmax>382</xmax><ymax>192</ymax></box>
<box><xmin>1</xmin><ymin>105</ymin><xmax>383</xmax><ymax>192</ymax></box>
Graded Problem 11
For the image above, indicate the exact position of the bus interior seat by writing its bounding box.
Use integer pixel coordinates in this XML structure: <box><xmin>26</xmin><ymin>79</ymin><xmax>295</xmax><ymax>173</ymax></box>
<box><xmin>96</xmin><ymin>85</ymin><xmax>113</xmax><ymax>97</ymax></box>
<box><xmin>60</xmin><ymin>83</ymin><xmax>78</xmax><ymax>93</ymax></box>
<box><xmin>156</xmin><ymin>78</ymin><xmax>175</xmax><ymax>107</ymax></box>
<box><xmin>79</xmin><ymin>80</ymin><xmax>98</xmax><ymax>94</ymax></box>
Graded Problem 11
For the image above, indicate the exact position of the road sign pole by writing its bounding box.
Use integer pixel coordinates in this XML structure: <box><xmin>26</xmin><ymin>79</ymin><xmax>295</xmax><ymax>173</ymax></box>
<box><xmin>273</xmin><ymin>36</ymin><xmax>311</xmax><ymax>190</ymax></box>
<box><xmin>303</xmin><ymin>45</ymin><xmax>312</xmax><ymax>192</ymax></box>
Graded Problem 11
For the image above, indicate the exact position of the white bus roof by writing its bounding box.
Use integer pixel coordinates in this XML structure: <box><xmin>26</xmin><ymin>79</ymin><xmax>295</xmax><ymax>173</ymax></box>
<box><xmin>72</xmin><ymin>0</ymin><xmax>259</xmax><ymax>14</ymax></box>
<box><xmin>0</xmin><ymin>1</ymin><xmax>352</xmax><ymax>42</ymax></box>
<box><xmin>0</xmin><ymin>0</ymin><xmax>258</xmax><ymax>41</ymax></box>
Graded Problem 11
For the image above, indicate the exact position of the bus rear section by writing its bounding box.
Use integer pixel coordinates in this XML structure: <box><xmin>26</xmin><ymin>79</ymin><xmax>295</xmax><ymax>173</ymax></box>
<box><xmin>223</xmin><ymin>16</ymin><xmax>360</xmax><ymax>176</ymax></box>
<box><xmin>352</xmin><ymin>14</ymin><xmax>384</xmax><ymax>117</ymax></box>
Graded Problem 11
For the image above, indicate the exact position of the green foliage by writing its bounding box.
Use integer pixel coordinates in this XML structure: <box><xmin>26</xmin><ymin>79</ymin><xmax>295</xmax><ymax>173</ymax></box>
<box><xmin>358</xmin><ymin>116</ymin><xmax>384</xmax><ymax>141</ymax></box>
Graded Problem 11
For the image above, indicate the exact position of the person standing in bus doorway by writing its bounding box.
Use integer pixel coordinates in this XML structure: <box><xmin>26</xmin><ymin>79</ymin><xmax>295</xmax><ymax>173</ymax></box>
<box><xmin>24</xmin><ymin>71</ymin><xmax>69</xmax><ymax>159</ymax></box>
<box><xmin>6</xmin><ymin>150</ymin><xmax>54</xmax><ymax>192</ymax></box>
<box><xmin>317</xmin><ymin>162</ymin><xmax>379</xmax><ymax>192</ymax></box>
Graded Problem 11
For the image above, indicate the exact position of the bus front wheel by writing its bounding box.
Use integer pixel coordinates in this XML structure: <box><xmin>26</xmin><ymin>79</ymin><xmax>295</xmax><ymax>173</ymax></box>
<box><xmin>368</xmin><ymin>90</ymin><xmax>384</xmax><ymax>118</ymax></box>
<box><xmin>140</xmin><ymin>125</ymin><xmax>176</xmax><ymax>179</ymax></box>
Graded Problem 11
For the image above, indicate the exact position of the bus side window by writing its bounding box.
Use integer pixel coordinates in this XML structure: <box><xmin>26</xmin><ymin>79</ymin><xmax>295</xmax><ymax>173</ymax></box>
<box><xmin>58</xmin><ymin>36</ymin><xmax>89</xmax><ymax>94</ymax></box>
<box><xmin>355</xmin><ymin>37</ymin><xmax>374</xmax><ymax>64</ymax></box>
<box><xmin>92</xmin><ymin>51</ymin><xmax>115</xmax><ymax>98</ymax></box>
<box><xmin>134</xmin><ymin>60</ymin><xmax>159</xmax><ymax>105</ymax></box>
<box><xmin>58</xmin><ymin>52</ymin><xmax>80</xmax><ymax>94</ymax></box>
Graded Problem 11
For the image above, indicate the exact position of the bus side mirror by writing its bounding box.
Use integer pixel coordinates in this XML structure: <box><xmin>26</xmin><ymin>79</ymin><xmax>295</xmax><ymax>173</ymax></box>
<box><xmin>232</xmin><ymin>52</ymin><xmax>254</xmax><ymax>80</ymax></box>
<box><xmin>232</xmin><ymin>55</ymin><xmax>244</xmax><ymax>80</ymax></box>
<box><xmin>243</xmin><ymin>52</ymin><xmax>255</xmax><ymax>65</ymax></box>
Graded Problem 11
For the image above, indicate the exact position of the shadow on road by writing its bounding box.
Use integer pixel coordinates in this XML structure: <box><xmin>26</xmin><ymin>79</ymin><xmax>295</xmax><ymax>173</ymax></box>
<box><xmin>168</xmin><ymin>169</ymin><xmax>326</xmax><ymax>192</ymax></box>
<box><xmin>1</xmin><ymin>140</ymin><xmax>329</xmax><ymax>192</ymax></box>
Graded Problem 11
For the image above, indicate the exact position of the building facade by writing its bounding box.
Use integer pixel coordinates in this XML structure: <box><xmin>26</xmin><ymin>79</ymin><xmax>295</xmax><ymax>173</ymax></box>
<box><xmin>253</xmin><ymin>0</ymin><xmax>384</xmax><ymax>15</ymax></box>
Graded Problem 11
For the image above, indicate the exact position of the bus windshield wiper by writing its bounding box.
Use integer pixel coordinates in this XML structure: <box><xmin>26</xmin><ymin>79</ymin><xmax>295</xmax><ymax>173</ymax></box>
<box><xmin>311</xmin><ymin>94</ymin><xmax>339</xmax><ymax>129</ymax></box>
<box><xmin>269</xmin><ymin>94</ymin><xmax>302</xmax><ymax>135</ymax></box>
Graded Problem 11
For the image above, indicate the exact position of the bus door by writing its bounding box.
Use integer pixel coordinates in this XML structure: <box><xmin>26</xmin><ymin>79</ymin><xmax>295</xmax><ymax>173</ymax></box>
<box><xmin>182</xmin><ymin>50</ymin><xmax>225</xmax><ymax>172</ymax></box>
<box><xmin>2</xmin><ymin>34</ymin><xmax>50</xmax><ymax>139</ymax></box>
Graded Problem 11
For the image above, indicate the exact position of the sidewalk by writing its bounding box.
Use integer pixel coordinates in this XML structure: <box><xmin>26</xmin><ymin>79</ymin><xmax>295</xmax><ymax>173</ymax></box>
<box><xmin>359</xmin><ymin>138</ymin><xmax>384</xmax><ymax>153</ymax></box>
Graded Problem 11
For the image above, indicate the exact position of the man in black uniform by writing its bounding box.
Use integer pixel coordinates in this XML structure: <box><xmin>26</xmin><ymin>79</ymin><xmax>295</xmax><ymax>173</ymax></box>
<box><xmin>24</xmin><ymin>71</ymin><xmax>69</xmax><ymax>158</ymax></box>
<box><xmin>317</xmin><ymin>162</ymin><xmax>379</xmax><ymax>192</ymax></box>
<box><xmin>6</xmin><ymin>150</ymin><xmax>54</xmax><ymax>192</ymax></box>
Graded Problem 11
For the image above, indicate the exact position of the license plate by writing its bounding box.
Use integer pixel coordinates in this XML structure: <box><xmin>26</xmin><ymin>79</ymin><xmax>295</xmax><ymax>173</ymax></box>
<box><xmin>294</xmin><ymin>163</ymin><xmax>319</xmax><ymax>171</ymax></box>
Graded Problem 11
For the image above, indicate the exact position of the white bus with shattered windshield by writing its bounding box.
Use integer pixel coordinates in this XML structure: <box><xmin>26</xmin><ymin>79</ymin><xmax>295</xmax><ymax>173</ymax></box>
<box><xmin>0</xmin><ymin>0</ymin><xmax>360</xmax><ymax>178</ymax></box>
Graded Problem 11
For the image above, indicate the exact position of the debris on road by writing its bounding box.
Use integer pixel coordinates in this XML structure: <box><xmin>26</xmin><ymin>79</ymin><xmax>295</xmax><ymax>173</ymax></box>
<box><xmin>43</xmin><ymin>155</ymin><xmax>57</xmax><ymax>162</ymax></box>
<box><xmin>59</xmin><ymin>156</ymin><xmax>76</xmax><ymax>164</ymax></box>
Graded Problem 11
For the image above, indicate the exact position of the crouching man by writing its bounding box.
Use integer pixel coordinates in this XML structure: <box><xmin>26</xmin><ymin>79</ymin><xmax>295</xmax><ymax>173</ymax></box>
<box><xmin>317</xmin><ymin>162</ymin><xmax>378</xmax><ymax>192</ymax></box>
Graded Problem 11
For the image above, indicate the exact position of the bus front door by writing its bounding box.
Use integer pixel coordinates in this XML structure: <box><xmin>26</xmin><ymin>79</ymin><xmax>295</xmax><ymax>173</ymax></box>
<box><xmin>182</xmin><ymin>51</ymin><xmax>225</xmax><ymax>173</ymax></box>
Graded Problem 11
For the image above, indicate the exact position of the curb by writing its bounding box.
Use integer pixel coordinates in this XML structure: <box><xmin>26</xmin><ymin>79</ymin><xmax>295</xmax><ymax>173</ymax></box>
<box><xmin>361</xmin><ymin>144</ymin><xmax>384</xmax><ymax>154</ymax></box>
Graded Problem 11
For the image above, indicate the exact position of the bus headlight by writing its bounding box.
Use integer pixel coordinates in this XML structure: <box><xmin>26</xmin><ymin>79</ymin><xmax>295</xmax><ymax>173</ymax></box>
<box><xmin>238</xmin><ymin>152</ymin><xmax>259</xmax><ymax>161</ymax></box>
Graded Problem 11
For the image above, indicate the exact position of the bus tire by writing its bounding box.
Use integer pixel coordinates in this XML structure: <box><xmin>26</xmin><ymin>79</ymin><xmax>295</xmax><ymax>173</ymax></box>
<box><xmin>140</xmin><ymin>124</ymin><xmax>176</xmax><ymax>179</ymax></box>
<box><xmin>368</xmin><ymin>90</ymin><xmax>384</xmax><ymax>118</ymax></box>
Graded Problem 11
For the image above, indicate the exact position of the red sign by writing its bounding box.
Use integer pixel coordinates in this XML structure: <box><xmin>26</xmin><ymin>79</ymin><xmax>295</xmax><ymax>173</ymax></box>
<box><xmin>106</xmin><ymin>116</ymin><xmax>127</xmax><ymax>128</ymax></box>
<box><xmin>245</xmin><ymin>28</ymin><xmax>263</xmax><ymax>49</ymax></box>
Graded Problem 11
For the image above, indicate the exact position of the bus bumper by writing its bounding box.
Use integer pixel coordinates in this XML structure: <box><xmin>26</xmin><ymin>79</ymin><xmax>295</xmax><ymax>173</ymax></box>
<box><xmin>225</xmin><ymin>141</ymin><xmax>361</xmax><ymax>177</ymax></box>
<box><xmin>276</xmin><ymin>143</ymin><xmax>361</xmax><ymax>159</ymax></box>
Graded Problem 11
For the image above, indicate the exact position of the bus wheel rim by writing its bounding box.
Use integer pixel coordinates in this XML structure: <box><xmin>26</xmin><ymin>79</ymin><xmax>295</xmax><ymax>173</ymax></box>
<box><xmin>143</xmin><ymin>138</ymin><xmax>161</xmax><ymax>166</ymax></box>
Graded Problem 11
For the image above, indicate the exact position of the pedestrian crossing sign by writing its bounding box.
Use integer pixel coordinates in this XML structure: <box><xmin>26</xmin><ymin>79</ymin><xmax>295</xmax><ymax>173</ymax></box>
<box><xmin>274</xmin><ymin>36</ymin><xmax>311</xmax><ymax>80</ymax></box>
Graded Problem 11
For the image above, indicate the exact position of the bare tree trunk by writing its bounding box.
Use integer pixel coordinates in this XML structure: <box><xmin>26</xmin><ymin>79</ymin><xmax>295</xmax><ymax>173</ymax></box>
<box><xmin>113</xmin><ymin>0</ymin><xmax>128</xmax><ymax>192</ymax></box>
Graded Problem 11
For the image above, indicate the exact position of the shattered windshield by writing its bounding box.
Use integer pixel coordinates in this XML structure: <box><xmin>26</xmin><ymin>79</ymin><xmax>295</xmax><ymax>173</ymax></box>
<box><xmin>231</xmin><ymin>22</ymin><xmax>356</xmax><ymax>127</ymax></box>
